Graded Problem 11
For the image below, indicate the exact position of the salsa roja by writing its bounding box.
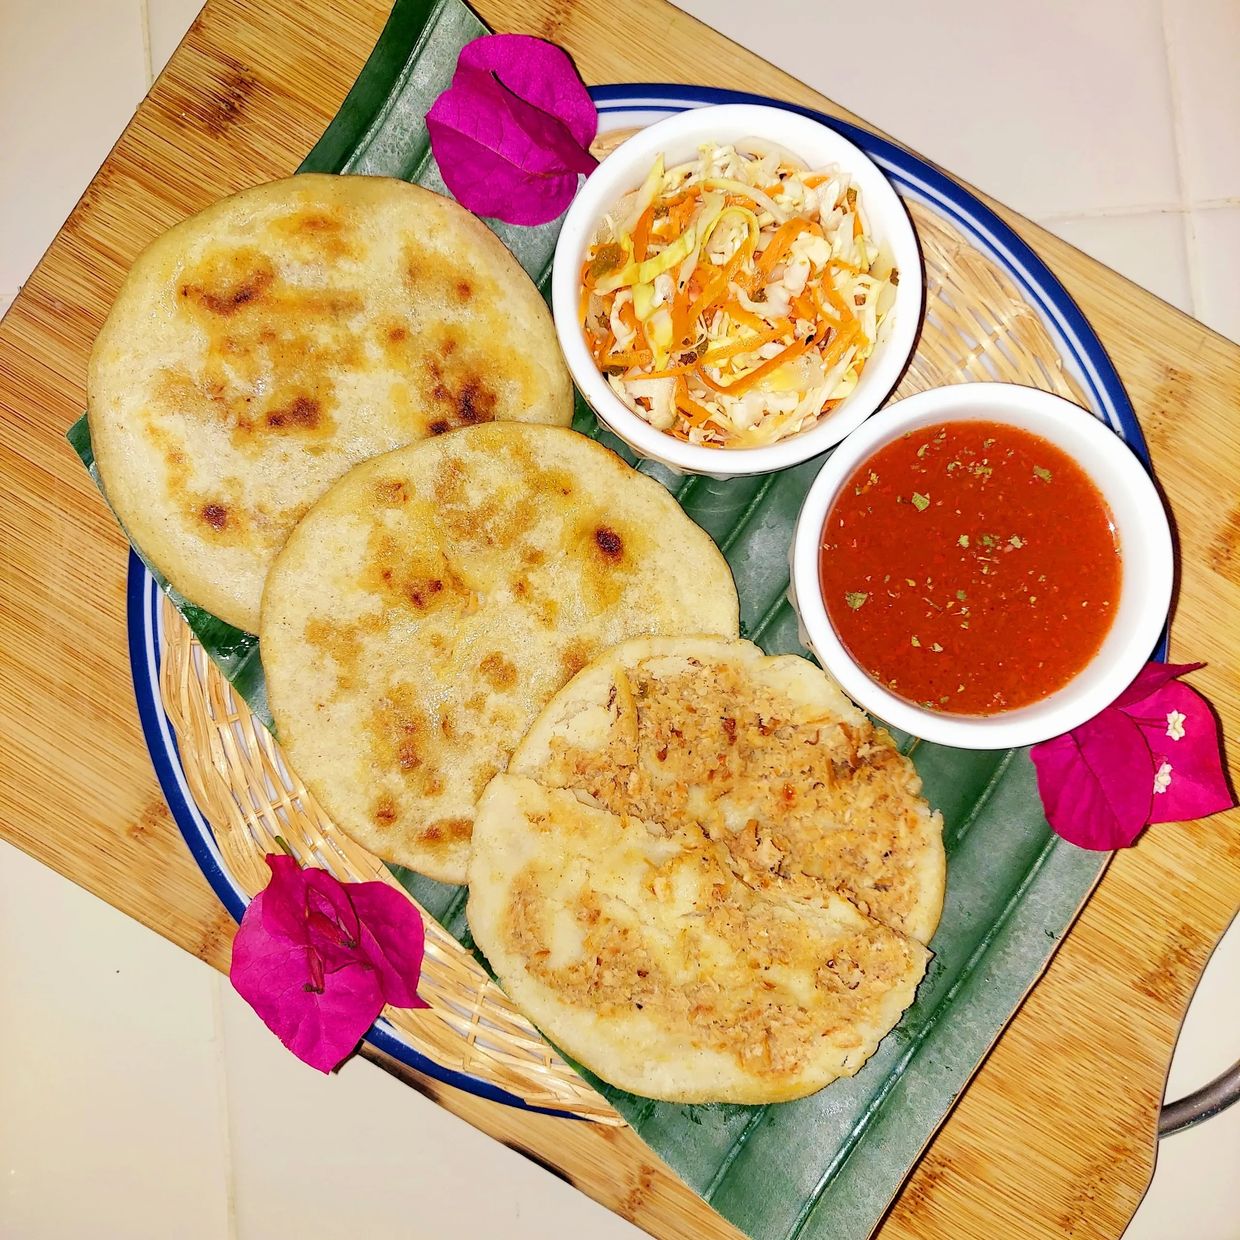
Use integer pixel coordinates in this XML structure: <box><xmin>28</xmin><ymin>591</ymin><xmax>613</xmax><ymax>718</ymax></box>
<box><xmin>819</xmin><ymin>419</ymin><xmax>1121</xmax><ymax>715</ymax></box>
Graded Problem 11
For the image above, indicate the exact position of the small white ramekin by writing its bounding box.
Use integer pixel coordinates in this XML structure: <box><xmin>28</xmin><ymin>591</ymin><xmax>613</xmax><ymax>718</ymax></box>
<box><xmin>552</xmin><ymin>104</ymin><xmax>923</xmax><ymax>478</ymax></box>
<box><xmin>789</xmin><ymin>383</ymin><xmax>1174</xmax><ymax>749</ymax></box>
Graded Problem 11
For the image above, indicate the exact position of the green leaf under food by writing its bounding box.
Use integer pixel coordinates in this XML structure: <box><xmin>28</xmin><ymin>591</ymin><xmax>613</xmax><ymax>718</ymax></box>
<box><xmin>68</xmin><ymin>1</ymin><xmax>1109</xmax><ymax>1235</ymax></box>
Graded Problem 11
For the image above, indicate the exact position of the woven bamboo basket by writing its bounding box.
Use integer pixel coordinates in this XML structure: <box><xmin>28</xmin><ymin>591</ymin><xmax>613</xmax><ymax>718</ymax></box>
<box><xmin>157</xmin><ymin>135</ymin><xmax>1089</xmax><ymax>1120</ymax></box>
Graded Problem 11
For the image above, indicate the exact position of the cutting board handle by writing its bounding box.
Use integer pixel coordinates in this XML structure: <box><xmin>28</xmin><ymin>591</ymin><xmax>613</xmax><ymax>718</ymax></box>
<box><xmin>1160</xmin><ymin>1059</ymin><xmax>1240</xmax><ymax>1136</ymax></box>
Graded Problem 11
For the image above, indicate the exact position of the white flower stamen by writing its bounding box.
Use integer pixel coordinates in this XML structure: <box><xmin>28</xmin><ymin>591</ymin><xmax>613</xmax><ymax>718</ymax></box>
<box><xmin>1153</xmin><ymin>761</ymin><xmax>1173</xmax><ymax>795</ymax></box>
<box><xmin>1166</xmin><ymin>710</ymin><xmax>1186</xmax><ymax>741</ymax></box>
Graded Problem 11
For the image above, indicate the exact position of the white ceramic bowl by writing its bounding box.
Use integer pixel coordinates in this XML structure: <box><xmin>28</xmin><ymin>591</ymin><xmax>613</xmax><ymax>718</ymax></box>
<box><xmin>551</xmin><ymin>104</ymin><xmax>923</xmax><ymax>477</ymax></box>
<box><xmin>789</xmin><ymin>383</ymin><xmax>1174</xmax><ymax>749</ymax></box>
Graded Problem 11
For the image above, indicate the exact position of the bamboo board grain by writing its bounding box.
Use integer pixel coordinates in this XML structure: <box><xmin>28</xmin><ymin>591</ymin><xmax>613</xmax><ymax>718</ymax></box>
<box><xmin>0</xmin><ymin>2</ymin><xmax>1236</xmax><ymax>1238</ymax></box>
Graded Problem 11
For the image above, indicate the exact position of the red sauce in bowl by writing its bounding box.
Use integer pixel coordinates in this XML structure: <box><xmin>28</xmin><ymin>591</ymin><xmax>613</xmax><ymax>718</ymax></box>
<box><xmin>819</xmin><ymin>420</ymin><xmax>1121</xmax><ymax>715</ymax></box>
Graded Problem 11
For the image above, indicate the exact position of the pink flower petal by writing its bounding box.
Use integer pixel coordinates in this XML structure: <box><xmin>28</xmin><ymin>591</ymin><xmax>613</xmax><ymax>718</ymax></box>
<box><xmin>1113</xmin><ymin>661</ymin><xmax>1204</xmax><ymax>712</ymax></box>
<box><xmin>230</xmin><ymin>890</ymin><xmax>385</xmax><ymax>1073</ymax></box>
<box><xmin>348</xmin><ymin>881</ymin><xmax>431</xmax><ymax>1009</ymax></box>
<box><xmin>1030</xmin><ymin>707</ymin><xmax>1154</xmax><ymax>849</ymax></box>
<box><xmin>428</xmin><ymin>86</ymin><xmax>583</xmax><ymax>225</ymax></box>
<box><xmin>304</xmin><ymin>866</ymin><xmax>361</xmax><ymax>953</ymax></box>
<box><xmin>456</xmin><ymin>34</ymin><xmax>597</xmax><ymax>149</ymax></box>
<box><xmin>259</xmin><ymin>853</ymin><xmax>313</xmax><ymax>943</ymax></box>
<box><xmin>427</xmin><ymin>34</ymin><xmax>598</xmax><ymax>226</ymax></box>
<box><xmin>1129</xmin><ymin>681</ymin><xmax>1236</xmax><ymax>824</ymax></box>
<box><xmin>258</xmin><ymin>856</ymin><xmax>359</xmax><ymax>971</ymax></box>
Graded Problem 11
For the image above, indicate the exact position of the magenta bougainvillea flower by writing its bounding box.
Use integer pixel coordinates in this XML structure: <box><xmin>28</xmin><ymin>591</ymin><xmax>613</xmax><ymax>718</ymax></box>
<box><xmin>230</xmin><ymin>854</ymin><xmax>429</xmax><ymax>1073</ymax></box>
<box><xmin>427</xmin><ymin>33</ymin><xmax>598</xmax><ymax>225</ymax></box>
<box><xmin>1030</xmin><ymin>662</ymin><xmax>1233</xmax><ymax>850</ymax></box>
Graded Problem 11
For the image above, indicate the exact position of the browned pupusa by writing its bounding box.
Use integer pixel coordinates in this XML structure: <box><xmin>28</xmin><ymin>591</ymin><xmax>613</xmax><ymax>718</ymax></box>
<box><xmin>88</xmin><ymin>173</ymin><xmax>572</xmax><ymax>632</ymax></box>
<box><xmin>260</xmin><ymin>424</ymin><xmax>740</xmax><ymax>883</ymax></box>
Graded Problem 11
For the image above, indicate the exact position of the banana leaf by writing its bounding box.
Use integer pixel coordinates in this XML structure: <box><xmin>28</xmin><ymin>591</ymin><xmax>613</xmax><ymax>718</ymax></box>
<box><xmin>69</xmin><ymin>1</ymin><xmax>1111</xmax><ymax>1234</ymax></box>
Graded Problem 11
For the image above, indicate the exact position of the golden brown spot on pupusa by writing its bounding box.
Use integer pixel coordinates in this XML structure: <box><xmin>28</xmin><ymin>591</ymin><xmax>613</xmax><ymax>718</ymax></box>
<box><xmin>418</xmin><ymin>816</ymin><xmax>472</xmax><ymax>847</ymax></box>
<box><xmin>264</xmin><ymin>394</ymin><xmax>322</xmax><ymax>430</ymax></box>
<box><xmin>180</xmin><ymin>250</ymin><xmax>276</xmax><ymax>317</ymax></box>
<box><xmin>503</xmin><ymin>452</ymin><xmax>584</xmax><ymax>546</ymax></box>
<box><xmin>174</xmin><ymin>244</ymin><xmax>365</xmax><ymax>449</ymax></box>
<box><xmin>367</xmin><ymin>687</ymin><xmax>440</xmax><ymax>795</ymax></box>
<box><xmin>371</xmin><ymin>794</ymin><xmax>398</xmax><ymax>827</ymax></box>
<box><xmin>508</xmin><ymin>570</ymin><xmax>558</xmax><ymax>626</ymax></box>
<box><xmin>379</xmin><ymin>321</ymin><xmax>415</xmax><ymax>371</ymax></box>
<box><xmin>428</xmin><ymin>362</ymin><xmax>497</xmax><ymax>427</ymax></box>
<box><xmin>303</xmin><ymin>617</ymin><xmax>363</xmax><ymax>694</ymax></box>
<box><xmin>363</xmin><ymin>529</ymin><xmax>471</xmax><ymax>614</ymax></box>
<box><xmin>432</xmin><ymin>454</ymin><xmax>534</xmax><ymax>554</ymax></box>
<box><xmin>403</xmin><ymin>243</ymin><xmax>496</xmax><ymax>308</ymax></box>
<box><xmin>470</xmin><ymin>765</ymin><xmax>500</xmax><ymax>799</ymax></box>
<box><xmin>560</xmin><ymin>639</ymin><xmax>594</xmax><ymax>679</ymax></box>
<box><xmin>567</xmin><ymin>517</ymin><xmax>639</xmax><ymax>609</ymax></box>
<box><xmin>200</xmin><ymin>502</ymin><xmax>230</xmax><ymax>530</ymax></box>
<box><xmin>594</xmin><ymin>526</ymin><xmax>624</xmax><ymax>560</ymax></box>
<box><xmin>146</xmin><ymin>420</ymin><xmax>191</xmax><ymax>494</ymax></box>
<box><xmin>373</xmin><ymin>477</ymin><xmax>410</xmax><ymax>506</ymax></box>
<box><xmin>271</xmin><ymin>207</ymin><xmax>356</xmax><ymax>260</ymax></box>
<box><xmin>433</xmin><ymin>457</ymin><xmax>467</xmax><ymax>508</ymax></box>
<box><xmin>478</xmin><ymin>651</ymin><xmax>518</xmax><ymax>691</ymax></box>
<box><xmin>521</xmin><ymin>460</ymin><xmax>576</xmax><ymax>501</ymax></box>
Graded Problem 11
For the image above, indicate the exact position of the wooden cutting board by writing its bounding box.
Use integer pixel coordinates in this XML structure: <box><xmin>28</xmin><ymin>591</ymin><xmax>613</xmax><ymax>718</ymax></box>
<box><xmin>0</xmin><ymin>1</ymin><xmax>1237</xmax><ymax>1237</ymax></box>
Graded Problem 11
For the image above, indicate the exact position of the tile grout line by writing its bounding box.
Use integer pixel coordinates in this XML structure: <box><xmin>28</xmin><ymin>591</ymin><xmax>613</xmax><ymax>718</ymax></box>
<box><xmin>1159</xmin><ymin>0</ymin><xmax>1202</xmax><ymax>319</ymax></box>
<box><xmin>137</xmin><ymin>0</ymin><xmax>155</xmax><ymax>86</ymax></box>
<box><xmin>1036</xmin><ymin>195</ymin><xmax>1239</xmax><ymax>225</ymax></box>
<box><xmin>211</xmin><ymin>975</ymin><xmax>241</xmax><ymax>1240</ymax></box>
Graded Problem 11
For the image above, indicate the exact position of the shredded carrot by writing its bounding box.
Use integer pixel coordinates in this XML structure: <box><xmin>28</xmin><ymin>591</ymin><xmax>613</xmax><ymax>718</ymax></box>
<box><xmin>675</xmin><ymin>377</ymin><xmax>717</xmax><ymax>427</ymax></box>
<box><xmin>698</xmin><ymin>336</ymin><xmax>813</xmax><ymax>397</ymax></box>
<box><xmin>660</xmin><ymin>187</ymin><xmax>700</xmax><ymax>209</ymax></box>
<box><xmin>630</xmin><ymin>205</ymin><xmax>655</xmax><ymax>264</ymax></box>
<box><xmin>640</xmin><ymin>362</ymin><xmax>696</xmax><ymax>380</ymax></box>
<box><xmin>756</xmin><ymin>218</ymin><xmax>823</xmax><ymax>280</ymax></box>
<box><xmin>703</xmin><ymin>323</ymin><xmax>789</xmax><ymax>364</ymax></box>
<box><xmin>820</xmin><ymin>271</ymin><xmax>856</xmax><ymax>324</ymax></box>
<box><xmin>790</xmin><ymin>291</ymin><xmax>817</xmax><ymax>322</ymax></box>
<box><xmin>679</xmin><ymin>230</ymin><xmax>759</xmax><ymax>343</ymax></box>
<box><xmin>591</xmin><ymin>329</ymin><xmax>616</xmax><ymax>365</ymax></box>
<box><xmin>818</xmin><ymin>319</ymin><xmax>862</xmax><ymax>370</ymax></box>
<box><xmin>667</xmin><ymin>195</ymin><xmax>699</xmax><ymax>235</ymax></box>
<box><xmin>852</xmin><ymin>211</ymin><xmax>863</xmax><ymax>240</ymax></box>
<box><xmin>719</xmin><ymin>301</ymin><xmax>769</xmax><ymax>332</ymax></box>
<box><xmin>600</xmin><ymin>348</ymin><xmax>654</xmax><ymax>370</ymax></box>
<box><xmin>802</xmin><ymin>173</ymin><xmax>830</xmax><ymax>189</ymax></box>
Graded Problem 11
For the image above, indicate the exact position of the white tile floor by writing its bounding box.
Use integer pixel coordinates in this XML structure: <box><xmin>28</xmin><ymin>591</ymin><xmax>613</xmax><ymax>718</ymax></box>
<box><xmin>1</xmin><ymin>0</ymin><xmax>1237</xmax><ymax>1236</ymax></box>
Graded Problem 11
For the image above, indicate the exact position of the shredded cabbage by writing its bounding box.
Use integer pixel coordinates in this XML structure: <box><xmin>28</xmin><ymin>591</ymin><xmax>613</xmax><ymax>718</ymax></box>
<box><xmin>581</xmin><ymin>142</ymin><xmax>899</xmax><ymax>448</ymax></box>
